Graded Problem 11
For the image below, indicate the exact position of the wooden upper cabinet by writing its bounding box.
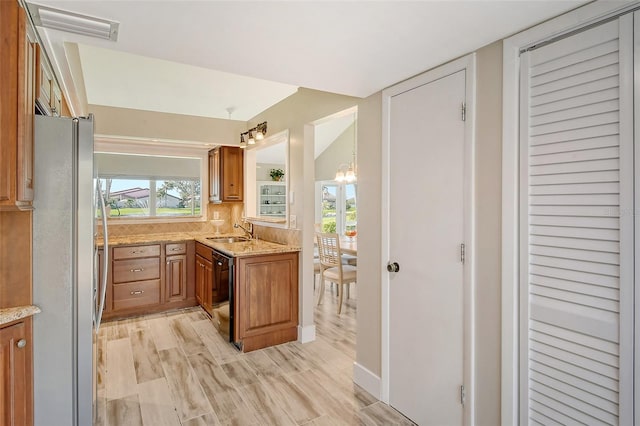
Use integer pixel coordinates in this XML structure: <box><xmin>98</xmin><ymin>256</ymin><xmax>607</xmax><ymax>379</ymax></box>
<box><xmin>0</xmin><ymin>2</ymin><xmax>36</xmax><ymax>210</ymax></box>
<box><xmin>35</xmin><ymin>47</ymin><xmax>62</xmax><ymax>117</ymax></box>
<box><xmin>209</xmin><ymin>146</ymin><xmax>244</xmax><ymax>203</ymax></box>
<box><xmin>18</xmin><ymin>11</ymin><xmax>36</xmax><ymax>204</ymax></box>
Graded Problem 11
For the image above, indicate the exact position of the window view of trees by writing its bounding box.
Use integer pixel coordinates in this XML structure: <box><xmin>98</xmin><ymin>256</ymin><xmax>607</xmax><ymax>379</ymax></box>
<box><xmin>100</xmin><ymin>178</ymin><xmax>201</xmax><ymax>218</ymax></box>
<box><xmin>321</xmin><ymin>183</ymin><xmax>356</xmax><ymax>234</ymax></box>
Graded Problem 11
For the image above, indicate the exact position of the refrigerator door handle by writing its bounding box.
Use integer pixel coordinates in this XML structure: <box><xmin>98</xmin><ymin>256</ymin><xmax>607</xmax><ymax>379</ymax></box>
<box><xmin>96</xmin><ymin>181</ymin><xmax>109</xmax><ymax>332</ymax></box>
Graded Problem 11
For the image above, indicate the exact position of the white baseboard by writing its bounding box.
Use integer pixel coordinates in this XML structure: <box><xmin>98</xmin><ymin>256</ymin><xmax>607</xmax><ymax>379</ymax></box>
<box><xmin>353</xmin><ymin>362</ymin><xmax>381</xmax><ymax>400</ymax></box>
<box><xmin>297</xmin><ymin>324</ymin><xmax>316</xmax><ymax>343</ymax></box>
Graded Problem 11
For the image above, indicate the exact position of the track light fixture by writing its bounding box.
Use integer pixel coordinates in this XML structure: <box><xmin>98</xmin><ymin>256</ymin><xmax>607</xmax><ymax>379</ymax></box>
<box><xmin>240</xmin><ymin>122</ymin><xmax>267</xmax><ymax>149</ymax></box>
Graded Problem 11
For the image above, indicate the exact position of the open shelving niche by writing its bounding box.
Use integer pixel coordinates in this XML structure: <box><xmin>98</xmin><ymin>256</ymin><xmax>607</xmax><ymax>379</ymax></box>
<box><xmin>257</xmin><ymin>181</ymin><xmax>286</xmax><ymax>217</ymax></box>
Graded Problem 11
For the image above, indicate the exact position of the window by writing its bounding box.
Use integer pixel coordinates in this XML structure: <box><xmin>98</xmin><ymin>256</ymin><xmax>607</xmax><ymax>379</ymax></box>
<box><xmin>96</xmin><ymin>152</ymin><xmax>203</xmax><ymax>220</ymax></box>
<box><xmin>317</xmin><ymin>181</ymin><xmax>357</xmax><ymax>235</ymax></box>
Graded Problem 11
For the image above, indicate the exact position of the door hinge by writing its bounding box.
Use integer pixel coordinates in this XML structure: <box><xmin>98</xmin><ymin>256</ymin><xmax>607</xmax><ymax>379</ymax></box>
<box><xmin>460</xmin><ymin>243</ymin><xmax>465</xmax><ymax>264</ymax></box>
<box><xmin>461</xmin><ymin>103</ymin><xmax>466</xmax><ymax>121</ymax></box>
<box><xmin>460</xmin><ymin>385</ymin><xmax>466</xmax><ymax>406</ymax></box>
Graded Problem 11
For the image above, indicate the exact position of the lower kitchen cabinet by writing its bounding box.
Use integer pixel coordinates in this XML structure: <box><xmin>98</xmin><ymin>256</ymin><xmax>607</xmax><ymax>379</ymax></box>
<box><xmin>0</xmin><ymin>318</ymin><xmax>32</xmax><ymax>426</ymax></box>
<box><xmin>195</xmin><ymin>242</ymin><xmax>213</xmax><ymax>315</ymax></box>
<box><xmin>102</xmin><ymin>241</ymin><xmax>196</xmax><ymax>320</ymax></box>
<box><xmin>166</xmin><ymin>246</ymin><xmax>187</xmax><ymax>303</ymax></box>
<box><xmin>234</xmin><ymin>251</ymin><xmax>298</xmax><ymax>352</ymax></box>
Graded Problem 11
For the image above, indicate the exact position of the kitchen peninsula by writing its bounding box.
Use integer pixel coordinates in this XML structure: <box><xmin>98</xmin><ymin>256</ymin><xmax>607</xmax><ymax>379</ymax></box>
<box><xmin>98</xmin><ymin>232</ymin><xmax>299</xmax><ymax>352</ymax></box>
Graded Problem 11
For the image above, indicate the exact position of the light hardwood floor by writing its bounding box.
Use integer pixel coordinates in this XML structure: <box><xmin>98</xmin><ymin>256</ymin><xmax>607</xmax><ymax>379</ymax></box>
<box><xmin>96</xmin><ymin>284</ymin><xmax>414</xmax><ymax>425</ymax></box>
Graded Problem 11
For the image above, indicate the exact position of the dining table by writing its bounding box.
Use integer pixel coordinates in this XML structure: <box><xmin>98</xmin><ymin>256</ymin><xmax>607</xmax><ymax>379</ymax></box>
<box><xmin>340</xmin><ymin>237</ymin><xmax>357</xmax><ymax>256</ymax></box>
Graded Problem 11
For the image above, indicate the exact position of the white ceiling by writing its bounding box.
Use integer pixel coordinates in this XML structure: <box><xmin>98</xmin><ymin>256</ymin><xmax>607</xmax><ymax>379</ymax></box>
<box><xmin>30</xmin><ymin>0</ymin><xmax>587</xmax><ymax>122</ymax></box>
<box><xmin>77</xmin><ymin>44</ymin><xmax>298</xmax><ymax>120</ymax></box>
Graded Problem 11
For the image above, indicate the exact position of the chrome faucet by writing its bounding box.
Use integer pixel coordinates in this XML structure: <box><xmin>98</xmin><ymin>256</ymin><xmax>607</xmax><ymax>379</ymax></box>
<box><xmin>234</xmin><ymin>222</ymin><xmax>253</xmax><ymax>239</ymax></box>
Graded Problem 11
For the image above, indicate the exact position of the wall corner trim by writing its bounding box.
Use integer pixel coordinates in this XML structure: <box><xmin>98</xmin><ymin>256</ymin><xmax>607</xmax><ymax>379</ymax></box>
<box><xmin>297</xmin><ymin>324</ymin><xmax>316</xmax><ymax>343</ymax></box>
<box><xmin>353</xmin><ymin>362</ymin><xmax>381</xmax><ymax>400</ymax></box>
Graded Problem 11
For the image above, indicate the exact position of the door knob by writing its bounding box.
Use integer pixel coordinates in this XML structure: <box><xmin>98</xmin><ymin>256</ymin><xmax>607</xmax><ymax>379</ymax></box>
<box><xmin>387</xmin><ymin>262</ymin><xmax>400</xmax><ymax>273</ymax></box>
<box><xmin>16</xmin><ymin>339</ymin><xmax>27</xmax><ymax>349</ymax></box>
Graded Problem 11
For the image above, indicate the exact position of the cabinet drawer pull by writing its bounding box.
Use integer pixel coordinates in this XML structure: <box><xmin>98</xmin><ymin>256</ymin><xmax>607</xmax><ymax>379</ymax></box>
<box><xmin>130</xmin><ymin>268</ymin><xmax>144</xmax><ymax>272</ymax></box>
<box><xmin>169</xmin><ymin>248</ymin><xmax>181</xmax><ymax>251</ymax></box>
<box><xmin>130</xmin><ymin>290</ymin><xmax>145</xmax><ymax>295</ymax></box>
<box><xmin>131</xmin><ymin>250</ymin><xmax>143</xmax><ymax>254</ymax></box>
<box><xmin>16</xmin><ymin>339</ymin><xmax>27</xmax><ymax>349</ymax></box>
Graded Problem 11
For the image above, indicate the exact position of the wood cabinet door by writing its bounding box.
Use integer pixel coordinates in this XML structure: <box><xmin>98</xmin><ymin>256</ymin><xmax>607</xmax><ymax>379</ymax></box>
<box><xmin>165</xmin><ymin>254</ymin><xmax>187</xmax><ymax>303</ymax></box>
<box><xmin>220</xmin><ymin>147</ymin><xmax>243</xmax><ymax>201</ymax></box>
<box><xmin>203</xmin><ymin>257</ymin><xmax>213</xmax><ymax>314</ymax></box>
<box><xmin>0</xmin><ymin>0</ymin><xmax>35</xmax><ymax>209</ymax></box>
<box><xmin>0</xmin><ymin>0</ymin><xmax>17</xmax><ymax>205</ymax></box>
<box><xmin>17</xmin><ymin>7</ymin><xmax>35</xmax><ymax>203</ymax></box>
<box><xmin>0</xmin><ymin>320</ymin><xmax>32</xmax><ymax>426</ymax></box>
<box><xmin>195</xmin><ymin>254</ymin><xmax>213</xmax><ymax>314</ymax></box>
<box><xmin>196</xmin><ymin>256</ymin><xmax>204</xmax><ymax>306</ymax></box>
<box><xmin>36</xmin><ymin>50</ymin><xmax>52</xmax><ymax>116</ymax></box>
<box><xmin>208</xmin><ymin>149</ymin><xmax>220</xmax><ymax>202</ymax></box>
<box><xmin>235</xmin><ymin>253</ymin><xmax>298</xmax><ymax>343</ymax></box>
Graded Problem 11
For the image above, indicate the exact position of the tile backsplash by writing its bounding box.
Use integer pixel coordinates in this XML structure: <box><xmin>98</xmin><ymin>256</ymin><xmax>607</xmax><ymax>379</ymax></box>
<box><xmin>97</xmin><ymin>203</ymin><xmax>245</xmax><ymax>237</ymax></box>
<box><xmin>96</xmin><ymin>202</ymin><xmax>301</xmax><ymax>247</ymax></box>
<box><xmin>253</xmin><ymin>224</ymin><xmax>300</xmax><ymax>246</ymax></box>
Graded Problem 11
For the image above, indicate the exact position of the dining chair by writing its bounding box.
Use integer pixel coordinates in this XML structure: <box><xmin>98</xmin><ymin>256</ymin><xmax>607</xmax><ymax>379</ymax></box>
<box><xmin>315</xmin><ymin>232</ymin><xmax>357</xmax><ymax>314</ymax></box>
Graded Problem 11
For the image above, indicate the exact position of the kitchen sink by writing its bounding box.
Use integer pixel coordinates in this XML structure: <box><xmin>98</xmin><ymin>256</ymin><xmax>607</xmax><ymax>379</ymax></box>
<box><xmin>207</xmin><ymin>236</ymin><xmax>250</xmax><ymax>243</ymax></box>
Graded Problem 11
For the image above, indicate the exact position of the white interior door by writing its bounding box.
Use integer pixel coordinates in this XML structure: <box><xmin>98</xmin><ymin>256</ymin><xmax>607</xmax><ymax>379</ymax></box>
<box><xmin>387</xmin><ymin>69</ymin><xmax>466</xmax><ymax>425</ymax></box>
<box><xmin>519</xmin><ymin>16</ymin><xmax>634</xmax><ymax>425</ymax></box>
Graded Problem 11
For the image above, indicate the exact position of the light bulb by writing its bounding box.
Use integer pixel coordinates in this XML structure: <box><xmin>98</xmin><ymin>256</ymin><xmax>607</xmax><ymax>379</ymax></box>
<box><xmin>335</xmin><ymin>171</ymin><xmax>345</xmax><ymax>182</ymax></box>
<box><xmin>345</xmin><ymin>168</ymin><xmax>355</xmax><ymax>182</ymax></box>
<box><xmin>256</xmin><ymin>130</ymin><xmax>264</xmax><ymax>140</ymax></box>
<box><xmin>248</xmin><ymin>131</ymin><xmax>255</xmax><ymax>144</ymax></box>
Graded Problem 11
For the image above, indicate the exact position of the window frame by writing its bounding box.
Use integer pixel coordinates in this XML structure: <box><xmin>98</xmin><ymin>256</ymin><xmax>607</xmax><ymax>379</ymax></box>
<box><xmin>95</xmin><ymin>137</ymin><xmax>209</xmax><ymax>224</ymax></box>
<box><xmin>315</xmin><ymin>180</ymin><xmax>357</xmax><ymax>235</ymax></box>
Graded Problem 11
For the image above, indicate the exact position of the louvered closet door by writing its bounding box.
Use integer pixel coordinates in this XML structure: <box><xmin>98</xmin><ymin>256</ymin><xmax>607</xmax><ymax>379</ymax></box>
<box><xmin>520</xmin><ymin>16</ymin><xmax>634</xmax><ymax>426</ymax></box>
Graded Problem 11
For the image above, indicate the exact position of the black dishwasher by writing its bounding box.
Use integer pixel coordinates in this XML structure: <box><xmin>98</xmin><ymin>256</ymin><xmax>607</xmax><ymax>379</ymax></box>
<box><xmin>212</xmin><ymin>249</ymin><xmax>234</xmax><ymax>342</ymax></box>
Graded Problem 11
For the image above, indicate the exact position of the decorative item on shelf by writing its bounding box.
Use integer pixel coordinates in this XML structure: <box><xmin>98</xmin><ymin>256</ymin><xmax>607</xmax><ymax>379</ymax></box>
<box><xmin>269</xmin><ymin>168</ymin><xmax>285</xmax><ymax>181</ymax></box>
<box><xmin>335</xmin><ymin>113</ymin><xmax>357</xmax><ymax>183</ymax></box>
<box><xmin>239</xmin><ymin>121</ymin><xmax>267</xmax><ymax>149</ymax></box>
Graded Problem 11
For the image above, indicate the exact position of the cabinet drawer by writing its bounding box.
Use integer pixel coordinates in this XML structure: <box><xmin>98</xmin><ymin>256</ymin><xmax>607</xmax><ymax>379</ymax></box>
<box><xmin>113</xmin><ymin>258</ymin><xmax>160</xmax><ymax>283</ymax></box>
<box><xmin>113</xmin><ymin>280</ymin><xmax>160</xmax><ymax>310</ymax></box>
<box><xmin>166</xmin><ymin>243</ymin><xmax>186</xmax><ymax>255</ymax></box>
<box><xmin>113</xmin><ymin>244</ymin><xmax>160</xmax><ymax>260</ymax></box>
<box><xmin>196</xmin><ymin>243</ymin><xmax>213</xmax><ymax>260</ymax></box>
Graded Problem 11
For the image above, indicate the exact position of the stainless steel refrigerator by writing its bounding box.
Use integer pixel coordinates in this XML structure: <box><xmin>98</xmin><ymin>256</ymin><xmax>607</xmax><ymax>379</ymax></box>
<box><xmin>32</xmin><ymin>114</ymin><xmax>109</xmax><ymax>425</ymax></box>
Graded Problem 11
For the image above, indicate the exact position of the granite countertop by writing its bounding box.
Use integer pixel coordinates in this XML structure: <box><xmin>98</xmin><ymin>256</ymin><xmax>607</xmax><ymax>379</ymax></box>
<box><xmin>98</xmin><ymin>232</ymin><xmax>196</xmax><ymax>246</ymax></box>
<box><xmin>0</xmin><ymin>305</ymin><xmax>41</xmax><ymax>326</ymax></box>
<box><xmin>194</xmin><ymin>236</ymin><xmax>300</xmax><ymax>258</ymax></box>
<box><xmin>98</xmin><ymin>232</ymin><xmax>300</xmax><ymax>257</ymax></box>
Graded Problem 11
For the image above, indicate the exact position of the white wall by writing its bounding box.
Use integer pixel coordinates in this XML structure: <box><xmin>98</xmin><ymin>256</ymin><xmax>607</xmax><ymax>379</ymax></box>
<box><xmin>353</xmin><ymin>41</ymin><xmax>503</xmax><ymax>426</ymax></box>
<box><xmin>473</xmin><ymin>40</ymin><xmax>502</xmax><ymax>425</ymax></box>
<box><xmin>256</xmin><ymin>162</ymin><xmax>286</xmax><ymax>181</ymax></box>
<box><xmin>247</xmin><ymin>88</ymin><xmax>360</xmax><ymax>338</ymax></box>
<box><xmin>315</xmin><ymin>123</ymin><xmax>355</xmax><ymax>181</ymax></box>
<box><xmin>91</xmin><ymin>104</ymin><xmax>246</xmax><ymax>145</ymax></box>
<box><xmin>354</xmin><ymin>92</ymin><xmax>382</xmax><ymax>379</ymax></box>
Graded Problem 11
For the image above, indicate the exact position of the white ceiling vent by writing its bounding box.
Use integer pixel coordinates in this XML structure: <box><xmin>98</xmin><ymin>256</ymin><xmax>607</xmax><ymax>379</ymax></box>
<box><xmin>28</xmin><ymin>3</ymin><xmax>119</xmax><ymax>41</ymax></box>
